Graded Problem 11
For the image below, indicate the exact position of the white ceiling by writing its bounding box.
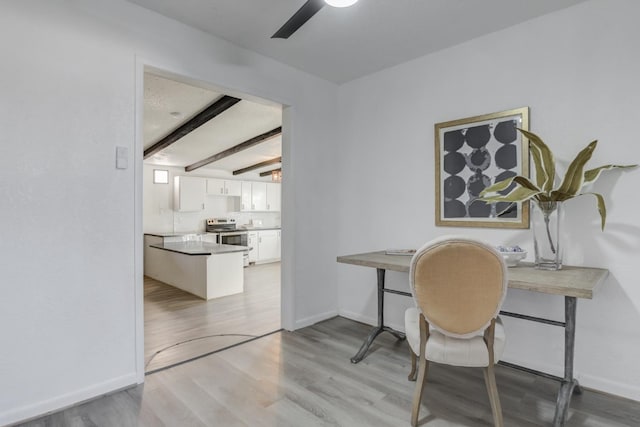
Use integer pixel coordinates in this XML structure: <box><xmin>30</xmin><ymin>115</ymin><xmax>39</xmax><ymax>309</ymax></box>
<box><xmin>141</xmin><ymin>1</ymin><xmax>586</xmax><ymax>173</ymax></box>
<box><xmin>127</xmin><ymin>0</ymin><xmax>587</xmax><ymax>84</ymax></box>
<box><xmin>144</xmin><ymin>73</ymin><xmax>282</xmax><ymax>175</ymax></box>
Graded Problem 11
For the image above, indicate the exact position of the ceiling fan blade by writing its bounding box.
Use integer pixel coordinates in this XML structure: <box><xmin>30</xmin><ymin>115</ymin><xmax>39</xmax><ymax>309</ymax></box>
<box><xmin>271</xmin><ymin>0</ymin><xmax>325</xmax><ymax>39</ymax></box>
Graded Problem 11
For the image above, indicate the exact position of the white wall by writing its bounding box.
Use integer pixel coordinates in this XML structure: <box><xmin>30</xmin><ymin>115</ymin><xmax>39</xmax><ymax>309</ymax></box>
<box><xmin>0</xmin><ymin>1</ymin><xmax>338</xmax><ymax>424</ymax></box>
<box><xmin>143</xmin><ymin>165</ymin><xmax>280</xmax><ymax>233</ymax></box>
<box><xmin>336</xmin><ymin>0</ymin><xmax>640</xmax><ymax>401</ymax></box>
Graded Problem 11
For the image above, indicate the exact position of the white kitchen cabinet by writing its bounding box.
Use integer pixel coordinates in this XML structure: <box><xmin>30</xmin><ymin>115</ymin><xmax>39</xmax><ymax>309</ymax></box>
<box><xmin>266</xmin><ymin>183</ymin><xmax>281</xmax><ymax>212</ymax></box>
<box><xmin>251</xmin><ymin>182</ymin><xmax>267</xmax><ymax>211</ymax></box>
<box><xmin>207</xmin><ymin>178</ymin><xmax>241</xmax><ymax>197</ymax></box>
<box><xmin>257</xmin><ymin>229</ymin><xmax>280</xmax><ymax>262</ymax></box>
<box><xmin>241</xmin><ymin>181</ymin><xmax>267</xmax><ymax>211</ymax></box>
<box><xmin>247</xmin><ymin>231</ymin><xmax>258</xmax><ymax>263</ymax></box>
<box><xmin>241</xmin><ymin>181</ymin><xmax>251</xmax><ymax>211</ymax></box>
<box><xmin>225</xmin><ymin>180</ymin><xmax>242</xmax><ymax>197</ymax></box>
<box><xmin>174</xmin><ymin>176</ymin><xmax>206</xmax><ymax>212</ymax></box>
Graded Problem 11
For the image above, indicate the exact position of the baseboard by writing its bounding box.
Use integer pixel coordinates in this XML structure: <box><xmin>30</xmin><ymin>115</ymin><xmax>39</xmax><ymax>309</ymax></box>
<box><xmin>0</xmin><ymin>373</ymin><xmax>138</xmax><ymax>427</ymax></box>
<box><xmin>338</xmin><ymin>309</ymin><xmax>405</xmax><ymax>333</ymax></box>
<box><xmin>499</xmin><ymin>355</ymin><xmax>564</xmax><ymax>379</ymax></box>
<box><xmin>578</xmin><ymin>372</ymin><xmax>640</xmax><ymax>402</ymax></box>
<box><xmin>294</xmin><ymin>309</ymin><xmax>338</xmax><ymax>330</ymax></box>
<box><xmin>492</xmin><ymin>356</ymin><xmax>640</xmax><ymax>403</ymax></box>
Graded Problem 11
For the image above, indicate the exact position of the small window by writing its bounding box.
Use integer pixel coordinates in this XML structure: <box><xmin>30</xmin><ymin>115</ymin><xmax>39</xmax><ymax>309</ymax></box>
<box><xmin>153</xmin><ymin>169</ymin><xmax>169</xmax><ymax>184</ymax></box>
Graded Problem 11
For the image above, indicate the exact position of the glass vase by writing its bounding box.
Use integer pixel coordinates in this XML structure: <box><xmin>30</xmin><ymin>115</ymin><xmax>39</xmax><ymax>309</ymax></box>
<box><xmin>532</xmin><ymin>201</ymin><xmax>564</xmax><ymax>270</ymax></box>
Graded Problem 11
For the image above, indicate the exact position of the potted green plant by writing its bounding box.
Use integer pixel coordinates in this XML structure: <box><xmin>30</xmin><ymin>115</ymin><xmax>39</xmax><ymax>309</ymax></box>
<box><xmin>479</xmin><ymin>129</ymin><xmax>636</xmax><ymax>270</ymax></box>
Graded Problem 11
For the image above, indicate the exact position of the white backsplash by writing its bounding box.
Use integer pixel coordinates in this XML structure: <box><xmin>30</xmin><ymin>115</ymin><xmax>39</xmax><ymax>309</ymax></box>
<box><xmin>228</xmin><ymin>211</ymin><xmax>281</xmax><ymax>228</ymax></box>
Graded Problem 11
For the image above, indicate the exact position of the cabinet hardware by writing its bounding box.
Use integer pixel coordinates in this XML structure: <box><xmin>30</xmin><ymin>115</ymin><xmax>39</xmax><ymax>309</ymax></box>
<box><xmin>220</xmin><ymin>188</ymin><xmax>223</xmax><ymax>194</ymax></box>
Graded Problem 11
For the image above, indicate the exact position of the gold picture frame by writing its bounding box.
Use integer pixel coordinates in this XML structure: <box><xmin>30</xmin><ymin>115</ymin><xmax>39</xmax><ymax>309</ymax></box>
<box><xmin>435</xmin><ymin>107</ymin><xmax>530</xmax><ymax>228</ymax></box>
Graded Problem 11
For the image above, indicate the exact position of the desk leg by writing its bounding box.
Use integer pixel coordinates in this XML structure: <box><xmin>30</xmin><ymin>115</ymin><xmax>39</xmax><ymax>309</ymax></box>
<box><xmin>553</xmin><ymin>296</ymin><xmax>580</xmax><ymax>426</ymax></box>
<box><xmin>351</xmin><ymin>268</ymin><xmax>405</xmax><ymax>363</ymax></box>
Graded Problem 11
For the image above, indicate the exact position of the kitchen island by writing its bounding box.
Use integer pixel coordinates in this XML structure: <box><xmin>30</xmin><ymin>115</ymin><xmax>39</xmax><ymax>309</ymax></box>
<box><xmin>144</xmin><ymin>234</ymin><xmax>247</xmax><ymax>300</ymax></box>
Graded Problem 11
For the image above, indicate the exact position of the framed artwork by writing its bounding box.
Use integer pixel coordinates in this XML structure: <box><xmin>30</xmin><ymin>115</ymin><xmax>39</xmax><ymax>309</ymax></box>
<box><xmin>434</xmin><ymin>107</ymin><xmax>530</xmax><ymax>228</ymax></box>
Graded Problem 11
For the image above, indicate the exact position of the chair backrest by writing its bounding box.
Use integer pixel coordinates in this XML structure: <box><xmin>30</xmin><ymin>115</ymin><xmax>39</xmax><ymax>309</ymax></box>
<box><xmin>410</xmin><ymin>236</ymin><xmax>507</xmax><ymax>339</ymax></box>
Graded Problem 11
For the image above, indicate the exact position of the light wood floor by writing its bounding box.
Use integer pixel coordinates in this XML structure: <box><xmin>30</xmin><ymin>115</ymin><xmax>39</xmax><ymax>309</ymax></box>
<box><xmin>144</xmin><ymin>262</ymin><xmax>281</xmax><ymax>372</ymax></box>
<box><xmin>16</xmin><ymin>316</ymin><xmax>640</xmax><ymax>427</ymax></box>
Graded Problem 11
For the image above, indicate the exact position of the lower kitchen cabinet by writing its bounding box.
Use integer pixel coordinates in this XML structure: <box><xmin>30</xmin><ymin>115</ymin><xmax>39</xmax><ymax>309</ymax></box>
<box><xmin>248</xmin><ymin>229</ymin><xmax>281</xmax><ymax>264</ymax></box>
<box><xmin>248</xmin><ymin>232</ymin><xmax>258</xmax><ymax>263</ymax></box>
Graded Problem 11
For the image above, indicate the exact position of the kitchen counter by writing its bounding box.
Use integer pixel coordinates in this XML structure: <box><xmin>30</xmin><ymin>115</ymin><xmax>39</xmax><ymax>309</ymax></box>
<box><xmin>144</xmin><ymin>234</ymin><xmax>245</xmax><ymax>300</ymax></box>
<box><xmin>144</xmin><ymin>231</ymin><xmax>209</xmax><ymax>238</ymax></box>
<box><xmin>241</xmin><ymin>226</ymin><xmax>281</xmax><ymax>231</ymax></box>
<box><xmin>150</xmin><ymin>241</ymin><xmax>248</xmax><ymax>256</ymax></box>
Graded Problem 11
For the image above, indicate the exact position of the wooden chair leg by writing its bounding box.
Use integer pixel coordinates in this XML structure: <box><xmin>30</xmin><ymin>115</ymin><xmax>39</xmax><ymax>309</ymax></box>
<box><xmin>410</xmin><ymin>354</ymin><xmax>429</xmax><ymax>426</ymax></box>
<box><xmin>483</xmin><ymin>364</ymin><xmax>503</xmax><ymax>427</ymax></box>
<box><xmin>408</xmin><ymin>347</ymin><xmax>417</xmax><ymax>381</ymax></box>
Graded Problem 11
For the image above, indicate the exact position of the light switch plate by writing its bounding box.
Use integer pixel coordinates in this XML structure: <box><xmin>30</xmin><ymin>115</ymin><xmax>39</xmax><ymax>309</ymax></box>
<box><xmin>116</xmin><ymin>146</ymin><xmax>128</xmax><ymax>169</ymax></box>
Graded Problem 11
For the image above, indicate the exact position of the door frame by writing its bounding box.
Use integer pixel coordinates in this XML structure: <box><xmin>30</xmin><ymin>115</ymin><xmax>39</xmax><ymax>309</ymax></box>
<box><xmin>133</xmin><ymin>58</ymin><xmax>294</xmax><ymax>382</ymax></box>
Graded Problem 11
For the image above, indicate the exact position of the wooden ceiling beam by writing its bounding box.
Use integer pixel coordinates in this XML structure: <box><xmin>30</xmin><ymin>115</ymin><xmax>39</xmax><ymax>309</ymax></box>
<box><xmin>185</xmin><ymin>126</ymin><xmax>282</xmax><ymax>172</ymax></box>
<box><xmin>259</xmin><ymin>168</ymin><xmax>282</xmax><ymax>177</ymax></box>
<box><xmin>233</xmin><ymin>157</ymin><xmax>282</xmax><ymax>175</ymax></box>
<box><xmin>143</xmin><ymin>95</ymin><xmax>241</xmax><ymax>159</ymax></box>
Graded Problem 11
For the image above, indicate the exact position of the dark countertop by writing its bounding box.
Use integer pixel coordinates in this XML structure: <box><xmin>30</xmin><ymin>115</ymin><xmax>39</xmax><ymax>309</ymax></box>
<box><xmin>144</xmin><ymin>231</ymin><xmax>207</xmax><ymax>238</ymax></box>
<box><xmin>150</xmin><ymin>242</ymin><xmax>249</xmax><ymax>256</ymax></box>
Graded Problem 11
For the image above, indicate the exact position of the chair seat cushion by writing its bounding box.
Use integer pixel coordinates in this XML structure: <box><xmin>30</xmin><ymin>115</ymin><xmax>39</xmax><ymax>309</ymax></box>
<box><xmin>404</xmin><ymin>307</ymin><xmax>505</xmax><ymax>367</ymax></box>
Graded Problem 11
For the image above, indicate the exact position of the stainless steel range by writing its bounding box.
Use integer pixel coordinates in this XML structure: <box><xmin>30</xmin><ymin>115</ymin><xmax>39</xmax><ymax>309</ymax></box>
<box><xmin>206</xmin><ymin>218</ymin><xmax>250</xmax><ymax>266</ymax></box>
<box><xmin>206</xmin><ymin>218</ymin><xmax>238</xmax><ymax>233</ymax></box>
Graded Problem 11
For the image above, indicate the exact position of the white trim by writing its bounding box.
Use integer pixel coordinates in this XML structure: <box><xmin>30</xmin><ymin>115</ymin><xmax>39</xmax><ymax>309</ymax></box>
<box><xmin>338</xmin><ymin>309</ymin><xmax>406</xmax><ymax>333</ymax></box>
<box><xmin>0</xmin><ymin>374</ymin><xmax>137</xmax><ymax>427</ymax></box>
<box><xmin>500</xmin><ymin>356</ymin><xmax>640</xmax><ymax>402</ymax></box>
<box><xmin>578</xmin><ymin>372</ymin><xmax>640</xmax><ymax>402</ymax></box>
<box><xmin>294</xmin><ymin>310</ymin><xmax>339</xmax><ymax>330</ymax></box>
<box><xmin>280</xmin><ymin>105</ymin><xmax>295</xmax><ymax>331</ymax></box>
<box><xmin>134</xmin><ymin>56</ymin><xmax>145</xmax><ymax>384</ymax></box>
<box><xmin>500</xmin><ymin>355</ymin><xmax>564</xmax><ymax>378</ymax></box>
<box><xmin>133</xmin><ymin>56</ymin><xmax>295</xmax><ymax>367</ymax></box>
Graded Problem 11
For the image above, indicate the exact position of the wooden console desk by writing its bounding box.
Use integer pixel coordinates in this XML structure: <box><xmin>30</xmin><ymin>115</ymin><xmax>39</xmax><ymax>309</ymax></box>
<box><xmin>337</xmin><ymin>251</ymin><xmax>608</xmax><ymax>427</ymax></box>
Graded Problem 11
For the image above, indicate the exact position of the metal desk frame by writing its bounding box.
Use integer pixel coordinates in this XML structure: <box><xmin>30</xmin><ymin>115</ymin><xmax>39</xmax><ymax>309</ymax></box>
<box><xmin>337</xmin><ymin>252</ymin><xmax>608</xmax><ymax>427</ymax></box>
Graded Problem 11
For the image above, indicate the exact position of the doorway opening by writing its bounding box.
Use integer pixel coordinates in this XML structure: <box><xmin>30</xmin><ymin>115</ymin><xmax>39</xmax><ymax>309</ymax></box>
<box><xmin>140</xmin><ymin>69</ymin><xmax>283</xmax><ymax>373</ymax></box>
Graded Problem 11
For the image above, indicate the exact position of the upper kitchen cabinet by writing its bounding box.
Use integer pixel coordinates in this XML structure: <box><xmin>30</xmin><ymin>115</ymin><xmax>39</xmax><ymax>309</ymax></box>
<box><xmin>206</xmin><ymin>178</ymin><xmax>241</xmax><ymax>197</ymax></box>
<box><xmin>266</xmin><ymin>183</ymin><xmax>281</xmax><ymax>212</ymax></box>
<box><xmin>174</xmin><ymin>176</ymin><xmax>206</xmax><ymax>212</ymax></box>
<box><xmin>241</xmin><ymin>181</ymin><xmax>267</xmax><ymax>211</ymax></box>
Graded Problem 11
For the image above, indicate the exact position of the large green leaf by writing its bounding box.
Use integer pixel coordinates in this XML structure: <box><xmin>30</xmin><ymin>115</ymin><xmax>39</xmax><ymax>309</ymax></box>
<box><xmin>480</xmin><ymin>175</ymin><xmax>540</xmax><ymax>197</ymax></box>
<box><xmin>548</xmin><ymin>190</ymin><xmax>574</xmax><ymax>202</ymax></box>
<box><xmin>481</xmin><ymin>186</ymin><xmax>543</xmax><ymax>204</ymax></box>
<box><xmin>528</xmin><ymin>143</ymin><xmax>547</xmax><ymax>191</ymax></box>
<box><xmin>518</xmin><ymin>129</ymin><xmax>555</xmax><ymax>192</ymax></box>
<box><xmin>583</xmin><ymin>164</ymin><xmax>638</xmax><ymax>185</ymax></box>
<box><xmin>582</xmin><ymin>192</ymin><xmax>607</xmax><ymax>230</ymax></box>
<box><xmin>551</xmin><ymin>140</ymin><xmax>597</xmax><ymax>199</ymax></box>
<box><xmin>512</xmin><ymin>176</ymin><xmax>541</xmax><ymax>192</ymax></box>
<box><xmin>479</xmin><ymin>176</ymin><xmax>518</xmax><ymax>196</ymax></box>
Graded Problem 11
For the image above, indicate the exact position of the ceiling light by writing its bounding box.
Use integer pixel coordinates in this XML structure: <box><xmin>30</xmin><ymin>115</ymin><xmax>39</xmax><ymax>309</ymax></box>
<box><xmin>325</xmin><ymin>0</ymin><xmax>358</xmax><ymax>7</ymax></box>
